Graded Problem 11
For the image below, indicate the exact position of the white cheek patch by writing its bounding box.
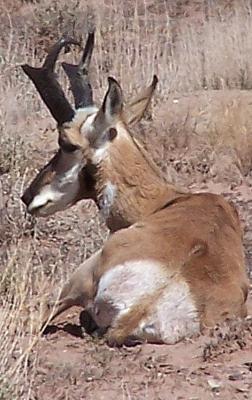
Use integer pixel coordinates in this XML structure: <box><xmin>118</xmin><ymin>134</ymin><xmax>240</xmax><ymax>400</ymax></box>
<box><xmin>28</xmin><ymin>186</ymin><xmax>62</xmax><ymax>212</ymax></box>
<box><xmin>28</xmin><ymin>166</ymin><xmax>82</xmax><ymax>213</ymax></box>
<box><xmin>92</xmin><ymin>145</ymin><xmax>109</xmax><ymax>165</ymax></box>
<box><xmin>98</xmin><ymin>181</ymin><xmax>117</xmax><ymax>219</ymax></box>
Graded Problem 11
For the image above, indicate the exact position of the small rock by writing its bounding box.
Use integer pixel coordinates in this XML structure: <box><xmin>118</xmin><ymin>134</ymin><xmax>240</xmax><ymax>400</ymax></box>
<box><xmin>228</xmin><ymin>372</ymin><xmax>243</xmax><ymax>381</ymax></box>
<box><xmin>208</xmin><ymin>378</ymin><xmax>222</xmax><ymax>391</ymax></box>
<box><xmin>236</xmin><ymin>386</ymin><xmax>249</xmax><ymax>393</ymax></box>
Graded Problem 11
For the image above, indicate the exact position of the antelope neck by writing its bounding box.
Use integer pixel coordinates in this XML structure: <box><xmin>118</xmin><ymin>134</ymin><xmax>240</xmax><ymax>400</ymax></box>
<box><xmin>91</xmin><ymin>134</ymin><xmax>184</xmax><ymax>231</ymax></box>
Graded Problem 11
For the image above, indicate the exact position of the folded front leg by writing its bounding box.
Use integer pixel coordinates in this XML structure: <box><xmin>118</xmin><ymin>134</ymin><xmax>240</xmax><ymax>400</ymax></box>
<box><xmin>42</xmin><ymin>249</ymin><xmax>102</xmax><ymax>329</ymax></box>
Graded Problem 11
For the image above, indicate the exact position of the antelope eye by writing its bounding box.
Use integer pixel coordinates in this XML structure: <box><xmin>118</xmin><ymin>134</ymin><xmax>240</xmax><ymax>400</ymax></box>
<box><xmin>108</xmin><ymin>127</ymin><xmax>117</xmax><ymax>141</ymax></box>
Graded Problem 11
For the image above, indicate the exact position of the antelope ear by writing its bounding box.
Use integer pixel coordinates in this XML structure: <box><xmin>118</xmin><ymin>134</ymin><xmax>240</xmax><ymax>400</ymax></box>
<box><xmin>102</xmin><ymin>77</ymin><xmax>123</xmax><ymax>120</ymax></box>
<box><xmin>90</xmin><ymin>77</ymin><xmax>123</xmax><ymax>139</ymax></box>
<box><xmin>123</xmin><ymin>75</ymin><xmax>158</xmax><ymax>126</ymax></box>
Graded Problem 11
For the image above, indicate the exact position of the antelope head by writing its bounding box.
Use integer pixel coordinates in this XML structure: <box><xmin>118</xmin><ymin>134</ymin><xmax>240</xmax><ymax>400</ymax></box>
<box><xmin>21</xmin><ymin>33</ymin><xmax>98</xmax><ymax>216</ymax></box>
<box><xmin>21</xmin><ymin>34</ymin><xmax>158</xmax><ymax>218</ymax></box>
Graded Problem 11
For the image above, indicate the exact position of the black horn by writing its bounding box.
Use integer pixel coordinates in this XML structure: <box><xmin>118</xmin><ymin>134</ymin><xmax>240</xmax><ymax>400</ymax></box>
<box><xmin>62</xmin><ymin>31</ymin><xmax>95</xmax><ymax>109</ymax></box>
<box><xmin>21</xmin><ymin>37</ymin><xmax>80</xmax><ymax>125</ymax></box>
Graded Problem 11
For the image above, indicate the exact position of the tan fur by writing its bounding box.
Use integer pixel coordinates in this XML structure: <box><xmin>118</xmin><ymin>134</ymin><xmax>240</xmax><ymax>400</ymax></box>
<box><xmin>94</xmin><ymin>123</ymin><xmax>185</xmax><ymax>231</ymax></box>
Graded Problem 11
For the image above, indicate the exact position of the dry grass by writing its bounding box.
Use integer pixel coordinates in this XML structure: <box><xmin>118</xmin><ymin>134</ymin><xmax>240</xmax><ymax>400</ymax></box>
<box><xmin>0</xmin><ymin>0</ymin><xmax>252</xmax><ymax>398</ymax></box>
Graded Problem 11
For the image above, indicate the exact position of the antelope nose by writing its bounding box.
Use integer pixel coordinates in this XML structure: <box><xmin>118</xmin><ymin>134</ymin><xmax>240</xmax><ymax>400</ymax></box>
<box><xmin>21</xmin><ymin>189</ymin><xmax>32</xmax><ymax>207</ymax></box>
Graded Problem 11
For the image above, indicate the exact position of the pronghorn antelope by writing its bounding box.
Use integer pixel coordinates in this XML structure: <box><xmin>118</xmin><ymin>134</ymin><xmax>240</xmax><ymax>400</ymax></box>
<box><xmin>21</xmin><ymin>36</ymin><xmax>249</xmax><ymax>345</ymax></box>
<box><xmin>21</xmin><ymin>33</ymin><xmax>176</xmax><ymax>328</ymax></box>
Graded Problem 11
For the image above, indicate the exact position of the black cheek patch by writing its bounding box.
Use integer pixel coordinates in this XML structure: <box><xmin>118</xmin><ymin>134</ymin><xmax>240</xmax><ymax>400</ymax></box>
<box><xmin>58</xmin><ymin>136</ymin><xmax>78</xmax><ymax>152</ymax></box>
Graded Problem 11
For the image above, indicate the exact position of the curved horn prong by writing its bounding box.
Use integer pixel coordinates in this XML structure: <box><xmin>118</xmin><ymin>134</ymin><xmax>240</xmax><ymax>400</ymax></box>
<box><xmin>62</xmin><ymin>31</ymin><xmax>95</xmax><ymax>109</ymax></box>
<box><xmin>21</xmin><ymin>37</ymin><xmax>80</xmax><ymax>125</ymax></box>
<box><xmin>43</xmin><ymin>36</ymin><xmax>80</xmax><ymax>71</ymax></box>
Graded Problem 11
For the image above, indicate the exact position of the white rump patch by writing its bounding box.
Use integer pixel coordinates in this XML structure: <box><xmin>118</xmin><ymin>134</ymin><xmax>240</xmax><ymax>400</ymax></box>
<box><xmin>139</xmin><ymin>280</ymin><xmax>200</xmax><ymax>344</ymax></box>
<box><xmin>92</xmin><ymin>259</ymin><xmax>200</xmax><ymax>343</ymax></box>
<box><xmin>93</xmin><ymin>260</ymin><xmax>166</xmax><ymax>328</ymax></box>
